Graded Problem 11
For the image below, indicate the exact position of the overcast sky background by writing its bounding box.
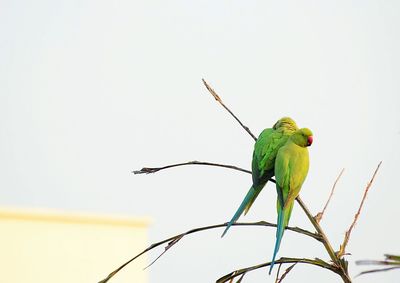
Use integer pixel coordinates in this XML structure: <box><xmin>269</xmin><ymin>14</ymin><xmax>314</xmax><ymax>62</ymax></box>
<box><xmin>1</xmin><ymin>1</ymin><xmax>400</xmax><ymax>282</ymax></box>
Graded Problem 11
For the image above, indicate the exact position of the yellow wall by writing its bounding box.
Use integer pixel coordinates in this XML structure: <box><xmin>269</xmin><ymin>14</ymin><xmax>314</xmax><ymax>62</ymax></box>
<box><xmin>0</xmin><ymin>208</ymin><xmax>149</xmax><ymax>283</ymax></box>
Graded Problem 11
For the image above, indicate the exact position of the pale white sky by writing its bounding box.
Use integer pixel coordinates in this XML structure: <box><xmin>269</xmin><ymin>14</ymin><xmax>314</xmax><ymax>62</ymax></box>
<box><xmin>1</xmin><ymin>1</ymin><xmax>400</xmax><ymax>282</ymax></box>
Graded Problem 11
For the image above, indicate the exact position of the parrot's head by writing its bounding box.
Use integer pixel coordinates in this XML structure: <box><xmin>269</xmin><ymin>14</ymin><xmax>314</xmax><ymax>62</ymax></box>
<box><xmin>273</xmin><ymin>117</ymin><xmax>298</xmax><ymax>132</ymax></box>
<box><xmin>292</xmin><ymin>128</ymin><xmax>313</xmax><ymax>147</ymax></box>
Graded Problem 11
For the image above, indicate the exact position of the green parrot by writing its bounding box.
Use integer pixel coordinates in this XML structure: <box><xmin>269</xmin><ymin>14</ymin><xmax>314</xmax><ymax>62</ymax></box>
<box><xmin>269</xmin><ymin>127</ymin><xmax>313</xmax><ymax>274</ymax></box>
<box><xmin>221</xmin><ymin>117</ymin><xmax>298</xmax><ymax>237</ymax></box>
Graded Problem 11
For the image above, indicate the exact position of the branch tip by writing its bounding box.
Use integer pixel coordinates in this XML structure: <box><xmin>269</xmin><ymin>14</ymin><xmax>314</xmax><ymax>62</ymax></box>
<box><xmin>202</xmin><ymin>78</ymin><xmax>257</xmax><ymax>141</ymax></box>
<box><xmin>338</xmin><ymin>161</ymin><xmax>382</xmax><ymax>258</ymax></box>
<box><xmin>316</xmin><ymin>168</ymin><xmax>345</xmax><ymax>223</ymax></box>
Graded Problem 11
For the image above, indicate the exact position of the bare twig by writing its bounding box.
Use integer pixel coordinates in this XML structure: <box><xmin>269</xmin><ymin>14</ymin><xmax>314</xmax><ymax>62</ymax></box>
<box><xmin>295</xmin><ymin>197</ymin><xmax>350</xmax><ymax>276</ymax></box>
<box><xmin>99</xmin><ymin>221</ymin><xmax>321</xmax><ymax>283</ymax></box>
<box><xmin>356</xmin><ymin>254</ymin><xmax>400</xmax><ymax>277</ymax></box>
<box><xmin>296</xmin><ymin>197</ymin><xmax>338</xmax><ymax>263</ymax></box>
<box><xmin>202</xmin><ymin>79</ymin><xmax>257</xmax><ymax>141</ymax></box>
<box><xmin>357</xmin><ymin>260</ymin><xmax>400</xmax><ymax>266</ymax></box>
<box><xmin>236</xmin><ymin>273</ymin><xmax>246</xmax><ymax>283</ymax></box>
<box><xmin>216</xmin><ymin>257</ymin><xmax>339</xmax><ymax>283</ymax></box>
<box><xmin>276</xmin><ymin>263</ymin><xmax>297</xmax><ymax>283</ymax></box>
<box><xmin>338</xmin><ymin>161</ymin><xmax>382</xmax><ymax>258</ymax></box>
<box><xmin>143</xmin><ymin>235</ymin><xmax>183</xmax><ymax>270</ymax></box>
<box><xmin>315</xmin><ymin>168</ymin><xmax>345</xmax><ymax>223</ymax></box>
<box><xmin>385</xmin><ymin>254</ymin><xmax>400</xmax><ymax>261</ymax></box>
<box><xmin>356</xmin><ymin>266</ymin><xmax>400</xmax><ymax>277</ymax></box>
<box><xmin>133</xmin><ymin>160</ymin><xmax>252</xmax><ymax>175</ymax></box>
<box><xmin>296</xmin><ymin>197</ymin><xmax>352</xmax><ymax>282</ymax></box>
<box><xmin>274</xmin><ymin>263</ymin><xmax>283</xmax><ymax>283</ymax></box>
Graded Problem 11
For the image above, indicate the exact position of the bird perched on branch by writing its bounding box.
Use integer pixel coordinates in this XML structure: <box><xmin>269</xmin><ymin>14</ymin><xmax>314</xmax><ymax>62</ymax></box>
<box><xmin>269</xmin><ymin>127</ymin><xmax>313</xmax><ymax>274</ymax></box>
<box><xmin>221</xmin><ymin>117</ymin><xmax>298</xmax><ymax>237</ymax></box>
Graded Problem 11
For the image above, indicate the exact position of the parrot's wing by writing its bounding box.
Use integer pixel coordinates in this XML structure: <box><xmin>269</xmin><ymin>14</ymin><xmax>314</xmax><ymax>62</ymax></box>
<box><xmin>252</xmin><ymin>128</ymin><xmax>284</xmax><ymax>187</ymax></box>
<box><xmin>245</xmin><ymin>128</ymin><xmax>289</xmax><ymax>215</ymax></box>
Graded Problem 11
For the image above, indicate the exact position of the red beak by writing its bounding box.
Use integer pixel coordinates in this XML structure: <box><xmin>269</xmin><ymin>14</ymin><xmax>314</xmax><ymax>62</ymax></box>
<box><xmin>307</xmin><ymin>136</ymin><xmax>313</xmax><ymax>146</ymax></box>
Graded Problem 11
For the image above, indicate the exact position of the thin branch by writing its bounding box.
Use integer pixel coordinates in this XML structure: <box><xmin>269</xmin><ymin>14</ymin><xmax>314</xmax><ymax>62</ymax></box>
<box><xmin>202</xmin><ymin>79</ymin><xmax>257</xmax><ymax>141</ymax></box>
<box><xmin>98</xmin><ymin>221</ymin><xmax>320</xmax><ymax>283</ymax></box>
<box><xmin>235</xmin><ymin>273</ymin><xmax>246</xmax><ymax>283</ymax></box>
<box><xmin>338</xmin><ymin>161</ymin><xmax>382</xmax><ymax>258</ymax></box>
<box><xmin>315</xmin><ymin>168</ymin><xmax>345</xmax><ymax>223</ymax></box>
<box><xmin>133</xmin><ymin>160</ymin><xmax>275</xmax><ymax>183</ymax></box>
<box><xmin>385</xmin><ymin>254</ymin><xmax>400</xmax><ymax>261</ymax></box>
<box><xmin>356</xmin><ymin>254</ymin><xmax>400</xmax><ymax>277</ymax></box>
<box><xmin>133</xmin><ymin>160</ymin><xmax>252</xmax><ymax>175</ymax></box>
<box><xmin>216</xmin><ymin>257</ymin><xmax>339</xmax><ymax>283</ymax></box>
<box><xmin>356</xmin><ymin>267</ymin><xmax>400</xmax><ymax>277</ymax></box>
<box><xmin>296</xmin><ymin>197</ymin><xmax>351</xmax><ymax>282</ymax></box>
<box><xmin>143</xmin><ymin>235</ymin><xmax>183</xmax><ymax>270</ymax></box>
<box><xmin>227</xmin><ymin>272</ymin><xmax>246</xmax><ymax>283</ymax></box>
<box><xmin>276</xmin><ymin>263</ymin><xmax>297</xmax><ymax>283</ymax></box>
<box><xmin>274</xmin><ymin>263</ymin><xmax>283</xmax><ymax>283</ymax></box>
<box><xmin>296</xmin><ymin>197</ymin><xmax>339</xmax><ymax>264</ymax></box>
<box><xmin>356</xmin><ymin>260</ymin><xmax>400</xmax><ymax>266</ymax></box>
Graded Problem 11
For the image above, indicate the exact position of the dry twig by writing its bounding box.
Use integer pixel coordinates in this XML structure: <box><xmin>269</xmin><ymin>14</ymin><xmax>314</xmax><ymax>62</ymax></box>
<box><xmin>315</xmin><ymin>168</ymin><xmax>345</xmax><ymax>223</ymax></box>
<box><xmin>356</xmin><ymin>254</ymin><xmax>400</xmax><ymax>277</ymax></box>
<box><xmin>133</xmin><ymin>160</ymin><xmax>251</xmax><ymax>175</ymax></box>
<box><xmin>276</xmin><ymin>263</ymin><xmax>297</xmax><ymax>283</ymax></box>
<box><xmin>202</xmin><ymin>79</ymin><xmax>257</xmax><ymax>141</ymax></box>
<box><xmin>274</xmin><ymin>264</ymin><xmax>283</xmax><ymax>283</ymax></box>
<box><xmin>295</xmin><ymin>197</ymin><xmax>352</xmax><ymax>282</ymax></box>
<box><xmin>338</xmin><ymin>161</ymin><xmax>382</xmax><ymax>258</ymax></box>
<box><xmin>356</xmin><ymin>266</ymin><xmax>400</xmax><ymax>276</ymax></box>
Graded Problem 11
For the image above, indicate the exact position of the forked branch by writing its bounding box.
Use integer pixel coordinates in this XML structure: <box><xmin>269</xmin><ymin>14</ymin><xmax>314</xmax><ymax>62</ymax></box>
<box><xmin>275</xmin><ymin>263</ymin><xmax>297</xmax><ymax>283</ymax></box>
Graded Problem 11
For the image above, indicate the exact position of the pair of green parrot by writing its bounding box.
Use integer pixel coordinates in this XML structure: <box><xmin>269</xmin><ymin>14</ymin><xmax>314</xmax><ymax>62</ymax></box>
<box><xmin>221</xmin><ymin>117</ymin><xmax>313</xmax><ymax>274</ymax></box>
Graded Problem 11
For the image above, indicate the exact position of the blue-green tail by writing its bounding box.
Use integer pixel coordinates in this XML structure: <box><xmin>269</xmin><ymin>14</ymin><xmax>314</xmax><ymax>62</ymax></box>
<box><xmin>269</xmin><ymin>208</ymin><xmax>285</xmax><ymax>274</ymax></box>
<box><xmin>221</xmin><ymin>186</ymin><xmax>257</xmax><ymax>238</ymax></box>
<box><xmin>269</xmin><ymin>202</ymin><xmax>294</xmax><ymax>274</ymax></box>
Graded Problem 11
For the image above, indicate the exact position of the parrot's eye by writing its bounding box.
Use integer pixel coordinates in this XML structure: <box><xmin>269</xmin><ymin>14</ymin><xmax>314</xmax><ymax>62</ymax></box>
<box><xmin>307</xmin><ymin>136</ymin><xmax>313</xmax><ymax>146</ymax></box>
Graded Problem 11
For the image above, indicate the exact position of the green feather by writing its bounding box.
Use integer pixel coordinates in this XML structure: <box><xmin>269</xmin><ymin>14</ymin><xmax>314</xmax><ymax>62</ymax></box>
<box><xmin>222</xmin><ymin>117</ymin><xmax>298</xmax><ymax>237</ymax></box>
<box><xmin>269</xmin><ymin>128</ymin><xmax>313</xmax><ymax>273</ymax></box>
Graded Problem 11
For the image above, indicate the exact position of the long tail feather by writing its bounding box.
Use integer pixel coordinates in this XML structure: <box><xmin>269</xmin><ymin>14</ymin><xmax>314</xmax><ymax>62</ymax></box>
<box><xmin>269</xmin><ymin>208</ymin><xmax>285</xmax><ymax>274</ymax></box>
<box><xmin>221</xmin><ymin>186</ymin><xmax>257</xmax><ymax>238</ymax></box>
<box><xmin>243</xmin><ymin>187</ymin><xmax>262</xmax><ymax>216</ymax></box>
<box><xmin>269</xmin><ymin>201</ymin><xmax>294</xmax><ymax>274</ymax></box>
